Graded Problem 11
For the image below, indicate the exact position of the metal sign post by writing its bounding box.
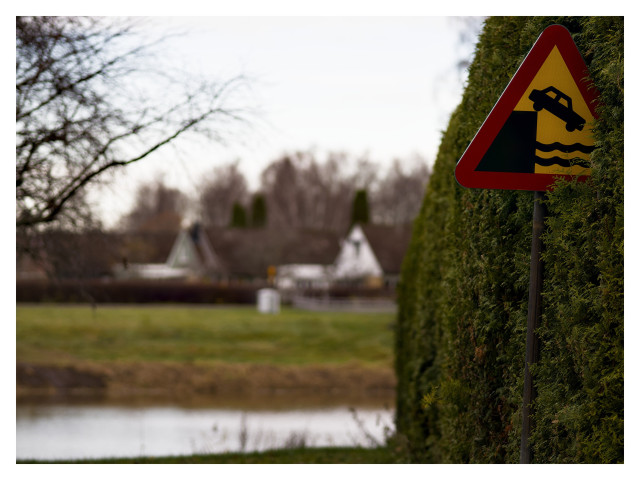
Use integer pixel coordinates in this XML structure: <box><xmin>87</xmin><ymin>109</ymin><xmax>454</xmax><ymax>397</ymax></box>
<box><xmin>519</xmin><ymin>191</ymin><xmax>547</xmax><ymax>463</ymax></box>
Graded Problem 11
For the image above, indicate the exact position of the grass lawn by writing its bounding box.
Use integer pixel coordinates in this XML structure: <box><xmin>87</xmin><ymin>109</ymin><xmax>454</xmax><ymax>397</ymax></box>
<box><xmin>16</xmin><ymin>305</ymin><xmax>395</xmax><ymax>368</ymax></box>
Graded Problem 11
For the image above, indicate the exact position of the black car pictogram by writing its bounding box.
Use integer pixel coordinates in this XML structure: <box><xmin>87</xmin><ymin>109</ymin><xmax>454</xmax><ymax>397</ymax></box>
<box><xmin>528</xmin><ymin>86</ymin><xmax>586</xmax><ymax>132</ymax></box>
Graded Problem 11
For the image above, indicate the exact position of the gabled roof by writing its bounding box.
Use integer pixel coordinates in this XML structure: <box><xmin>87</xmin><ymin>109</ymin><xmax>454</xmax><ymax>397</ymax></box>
<box><xmin>359</xmin><ymin>224</ymin><xmax>412</xmax><ymax>275</ymax></box>
<box><xmin>166</xmin><ymin>225</ymin><xmax>223</xmax><ymax>273</ymax></box>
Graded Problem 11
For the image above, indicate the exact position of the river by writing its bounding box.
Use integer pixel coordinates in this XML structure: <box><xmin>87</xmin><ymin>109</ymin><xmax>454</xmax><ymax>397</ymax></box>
<box><xmin>16</xmin><ymin>398</ymin><xmax>394</xmax><ymax>461</ymax></box>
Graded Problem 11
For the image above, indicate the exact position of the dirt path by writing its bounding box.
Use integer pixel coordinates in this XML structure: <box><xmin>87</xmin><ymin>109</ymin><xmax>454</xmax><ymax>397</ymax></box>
<box><xmin>17</xmin><ymin>361</ymin><xmax>396</xmax><ymax>404</ymax></box>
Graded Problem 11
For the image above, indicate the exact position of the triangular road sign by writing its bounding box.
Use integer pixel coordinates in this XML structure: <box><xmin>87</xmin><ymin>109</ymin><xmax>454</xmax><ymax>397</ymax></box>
<box><xmin>455</xmin><ymin>24</ymin><xmax>600</xmax><ymax>191</ymax></box>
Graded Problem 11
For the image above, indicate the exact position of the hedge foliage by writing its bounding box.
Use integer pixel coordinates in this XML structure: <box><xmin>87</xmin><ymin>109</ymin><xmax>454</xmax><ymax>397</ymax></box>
<box><xmin>394</xmin><ymin>17</ymin><xmax>623</xmax><ymax>463</ymax></box>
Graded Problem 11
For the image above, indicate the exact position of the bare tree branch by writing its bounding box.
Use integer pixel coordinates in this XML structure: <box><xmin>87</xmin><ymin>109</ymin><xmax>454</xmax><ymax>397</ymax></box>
<box><xmin>16</xmin><ymin>16</ymin><xmax>253</xmax><ymax>229</ymax></box>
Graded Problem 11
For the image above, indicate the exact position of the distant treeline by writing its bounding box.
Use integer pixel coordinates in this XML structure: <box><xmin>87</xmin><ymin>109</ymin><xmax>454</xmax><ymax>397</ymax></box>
<box><xmin>119</xmin><ymin>151</ymin><xmax>431</xmax><ymax>236</ymax></box>
<box><xmin>394</xmin><ymin>17</ymin><xmax>623</xmax><ymax>463</ymax></box>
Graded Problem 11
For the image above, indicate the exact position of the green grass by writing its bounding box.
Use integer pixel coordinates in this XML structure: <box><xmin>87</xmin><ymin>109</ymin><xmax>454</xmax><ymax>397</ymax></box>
<box><xmin>17</xmin><ymin>446</ymin><xmax>400</xmax><ymax>464</ymax></box>
<box><xmin>16</xmin><ymin>305</ymin><xmax>395</xmax><ymax>367</ymax></box>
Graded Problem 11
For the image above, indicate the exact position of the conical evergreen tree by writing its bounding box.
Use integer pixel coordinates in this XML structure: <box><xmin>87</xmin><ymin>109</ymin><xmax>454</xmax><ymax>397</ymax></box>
<box><xmin>351</xmin><ymin>189</ymin><xmax>370</xmax><ymax>225</ymax></box>
<box><xmin>230</xmin><ymin>202</ymin><xmax>247</xmax><ymax>228</ymax></box>
<box><xmin>251</xmin><ymin>193</ymin><xmax>267</xmax><ymax>227</ymax></box>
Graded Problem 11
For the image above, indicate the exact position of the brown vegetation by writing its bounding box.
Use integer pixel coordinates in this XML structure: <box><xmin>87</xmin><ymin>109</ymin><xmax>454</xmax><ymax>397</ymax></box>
<box><xmin>17</xmin><ymin>361</ymin><xmax>396</xmax><ymax>404</ymax></box>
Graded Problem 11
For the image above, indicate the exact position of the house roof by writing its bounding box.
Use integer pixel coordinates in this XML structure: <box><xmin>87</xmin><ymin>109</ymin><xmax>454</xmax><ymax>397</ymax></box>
<box><xmin>359</xmin><ymin>224</ymin><xmax>413</xmax><ymax>275</ymax></box>
<box><xmin>181</xmin><ymin>224</ymin><xmax>223</xmax><ymax>272</ymax></box>
<box><xmin>110</xmin><ymin>226</ymin><xmax>341</xmax><ymax>278</ymax></box>
<box><xmin>18</xmin><ymin>224</ymin><xmax>410</xmax><ymax>280</ymax></box>
<box><xmin>17</xmin><ymin>229</ymin><xmax>130</xmax><ymax>279</ymax></box>
<box><xmin>205</xmin><ymin>227</ymin><xmax>340</xmax><ymax>277</ymax></box>
<box><xmin>117</xmin><ymin>231</ymin><xmax>178</xmax><ymax>264</ymax></box>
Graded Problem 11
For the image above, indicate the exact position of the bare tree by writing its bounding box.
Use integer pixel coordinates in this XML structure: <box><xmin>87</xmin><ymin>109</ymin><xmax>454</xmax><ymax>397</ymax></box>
<box><xmin>198</xmin><ymin>160</ymin><xmax>249</xmax><ymax>227</ymax></box>
<box><xmin>119</xmin><ymin>177</ymin><xmax>187</xmax><ymax>233</ymax></box>
<box><xmin>260</xmin><ymin>154</ymin><xmax>303</xmax><ymax>229</ymax></box>
<box><xmin>370</xmin><ymin>155</ymin><xmax>431</xmax><ymax>225</ymax></box>
<box><xmin>260</xmin><ymin>150</ymin><xmax>361</xmax><ymax>233</ymax></box>
<box><xmin>16</xmin><ymin>16</ymin><xmax>252</xmax><ymax>229</ymax></box>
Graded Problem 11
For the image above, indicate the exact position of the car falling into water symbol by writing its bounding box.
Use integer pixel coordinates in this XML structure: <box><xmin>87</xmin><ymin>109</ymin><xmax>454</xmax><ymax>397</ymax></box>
<box><xmin>528</xmin><ymin>86</ymin><xmax>586</xmax><ymax>132</ymax></box>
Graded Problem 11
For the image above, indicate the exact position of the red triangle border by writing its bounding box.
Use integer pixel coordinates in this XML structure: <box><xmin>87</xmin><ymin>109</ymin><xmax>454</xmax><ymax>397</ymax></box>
<box><xmin>454</xmin><ymin>24</ymin><xmax>600</xmax><ymax>191</ymax></box>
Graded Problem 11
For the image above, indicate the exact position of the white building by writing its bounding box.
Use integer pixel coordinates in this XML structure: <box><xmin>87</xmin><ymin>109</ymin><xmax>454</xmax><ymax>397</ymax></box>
<box><xmin>332</xmin><ymin>223</ymin><xmax>412</xmax><ymax>287</ymax></box>
<box><xmin>275</xmin><ymin>264</ymin><xmax>333</xmax><ymax>290</ymax></box>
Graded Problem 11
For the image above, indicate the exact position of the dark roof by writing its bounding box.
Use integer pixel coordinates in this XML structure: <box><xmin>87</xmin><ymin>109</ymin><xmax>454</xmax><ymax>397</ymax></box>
<box><xmin>186</xmin><ymin>224</ymin><xmax>221</xmax><ymax>272</ymax></box>
<box><xmin>205</xmin><ymin>227</ymin><xmax>340</xmax><ymax>277</ymax></box>
<box><xmin>17</xmin><ymin>229</ymin><xmax>132</xmax><ymax>279</ymax></box>
<box><xmin>360</xmin><ymin>224</ymin><xmax>413</xmax><ymax>275</ymax></box>
<box><xmin>117</xmin><ymin>231</ymin><xmax>178</xmax><ymax>264</ymax></box>
<box><xmin>18</xmin><ymin>225</ymin><xmax>410</xmax><ymax>280</ymax></box>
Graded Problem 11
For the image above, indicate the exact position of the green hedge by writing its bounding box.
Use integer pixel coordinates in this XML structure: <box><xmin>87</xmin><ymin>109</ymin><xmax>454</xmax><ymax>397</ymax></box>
<box><xmin>394</xmin><ymin>16</ymin><xmax>623</xmax><ymax>463</ymax></box>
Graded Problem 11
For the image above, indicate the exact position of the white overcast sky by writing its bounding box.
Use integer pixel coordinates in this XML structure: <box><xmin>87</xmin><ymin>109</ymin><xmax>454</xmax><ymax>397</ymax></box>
<box><xmin>90</xmin><ymin>15</ymin><xmax>480</xmax><ymax>227</ymax></box>
<box><xmin>12</xmin><ymin>3</ymin><xmax>631</xmax><ymax>230</ymax></box>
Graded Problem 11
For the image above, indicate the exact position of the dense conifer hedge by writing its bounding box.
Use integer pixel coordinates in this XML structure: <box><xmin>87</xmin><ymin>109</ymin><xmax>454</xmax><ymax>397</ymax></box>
<box><xmin>394</xmin><ymin>16</ymin><xmax>623</xmax><ymax>463</ymax></box>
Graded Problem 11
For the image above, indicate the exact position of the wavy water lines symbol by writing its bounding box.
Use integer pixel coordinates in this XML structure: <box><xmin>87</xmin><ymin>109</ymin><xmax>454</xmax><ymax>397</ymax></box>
<box><xmin>534</xmin><ymin>141</ymin><xmax>594</xmax><ymax>168</ymax></box>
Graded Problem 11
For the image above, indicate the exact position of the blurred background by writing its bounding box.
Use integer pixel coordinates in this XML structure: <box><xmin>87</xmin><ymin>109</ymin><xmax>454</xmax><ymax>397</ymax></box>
<box><xmin>15</xmin><ymin>14</ymin><xmax>483</xmax><ymax>462</ymax></box>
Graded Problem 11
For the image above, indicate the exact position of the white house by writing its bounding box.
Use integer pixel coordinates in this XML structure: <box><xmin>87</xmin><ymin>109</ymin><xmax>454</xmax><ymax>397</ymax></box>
<box><xmin>333</xmin><ymin>224</ymin><xmax>384</xmax><ymax>286</ymax></box>
<box><xmin>111</xmin><ymin>222</ymin><xmax>411</xmax><ymax>288</ymax></box>
<box><xmin>332</xmin><ymin>223</ymin><xmax>412</xmax><ymax>287</ymax></box>
<box><xmin>275</xmin><ymin>264</ymin><xmax>333</xmax><ymax>290</ymax></box>
<box><xmin>165</xmin><ymin>225</ymin><xmax>222</xmax><ymax>276</ymax></box>
<box><xmin>114</xmin><ymin>224</ymin><xmax>224</xmax><ymax>280</ymax></box>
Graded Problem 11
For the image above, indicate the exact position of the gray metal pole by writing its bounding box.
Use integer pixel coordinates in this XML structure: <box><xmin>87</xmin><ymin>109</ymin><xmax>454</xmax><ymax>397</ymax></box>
<box><xmin>520</xmin><ymin>190</ymin><xmax>547</xmax><ymax>464</ymax></box>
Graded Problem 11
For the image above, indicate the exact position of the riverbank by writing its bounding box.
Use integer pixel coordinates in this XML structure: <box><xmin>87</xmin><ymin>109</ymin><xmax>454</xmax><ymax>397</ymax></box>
<box><xmin>17</xmin><ymin>305</ymin><xmax>396</xmax><ymax>403</ymax></box>
<box><xmin>17</xmin><ymin>305</ymin><xmax>398</xmax><ymax>463</ymax></box>
<box><xmin>17</xmin><ymin>360</ymin><xmax>396</xmax><ymax>404</ymax></box>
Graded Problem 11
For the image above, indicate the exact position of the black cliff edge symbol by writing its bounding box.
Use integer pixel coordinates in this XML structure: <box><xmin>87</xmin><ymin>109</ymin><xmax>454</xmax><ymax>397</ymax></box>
<box><xmin>474</xmin><ymin>110</ymin><xmax>594</xmax><ymax>174</ymax></box>
<box><xmin>529</xmin><ymin>86</ymin><xmax>586</xmax><ymax>132</ymax></box>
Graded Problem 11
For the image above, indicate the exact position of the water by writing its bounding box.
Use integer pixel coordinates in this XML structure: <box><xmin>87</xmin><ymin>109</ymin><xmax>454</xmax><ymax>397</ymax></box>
<box><xmin>16</xmin><ymin>402</ymin><xmax>394</xmax><ymax>461</ymax></box>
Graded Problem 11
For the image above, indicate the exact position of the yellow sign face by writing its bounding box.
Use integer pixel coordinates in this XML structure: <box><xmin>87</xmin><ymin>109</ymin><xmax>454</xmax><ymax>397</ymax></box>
<box><xmin>514</xmin><ymin>46</ymin><xmax>595</xmax><ymax>176</ymax></box>
<box><xmin>455</xmin><ymin>25</ymin><xmax>600</xmax><ymax>192</ymax></box>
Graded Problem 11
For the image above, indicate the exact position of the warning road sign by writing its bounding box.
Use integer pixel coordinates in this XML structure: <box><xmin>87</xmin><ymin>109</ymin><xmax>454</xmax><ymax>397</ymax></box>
<box><xmin>455</xmin><ymin>24</ymin><xmax>600</xmax><ymax>191</ymax></box>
